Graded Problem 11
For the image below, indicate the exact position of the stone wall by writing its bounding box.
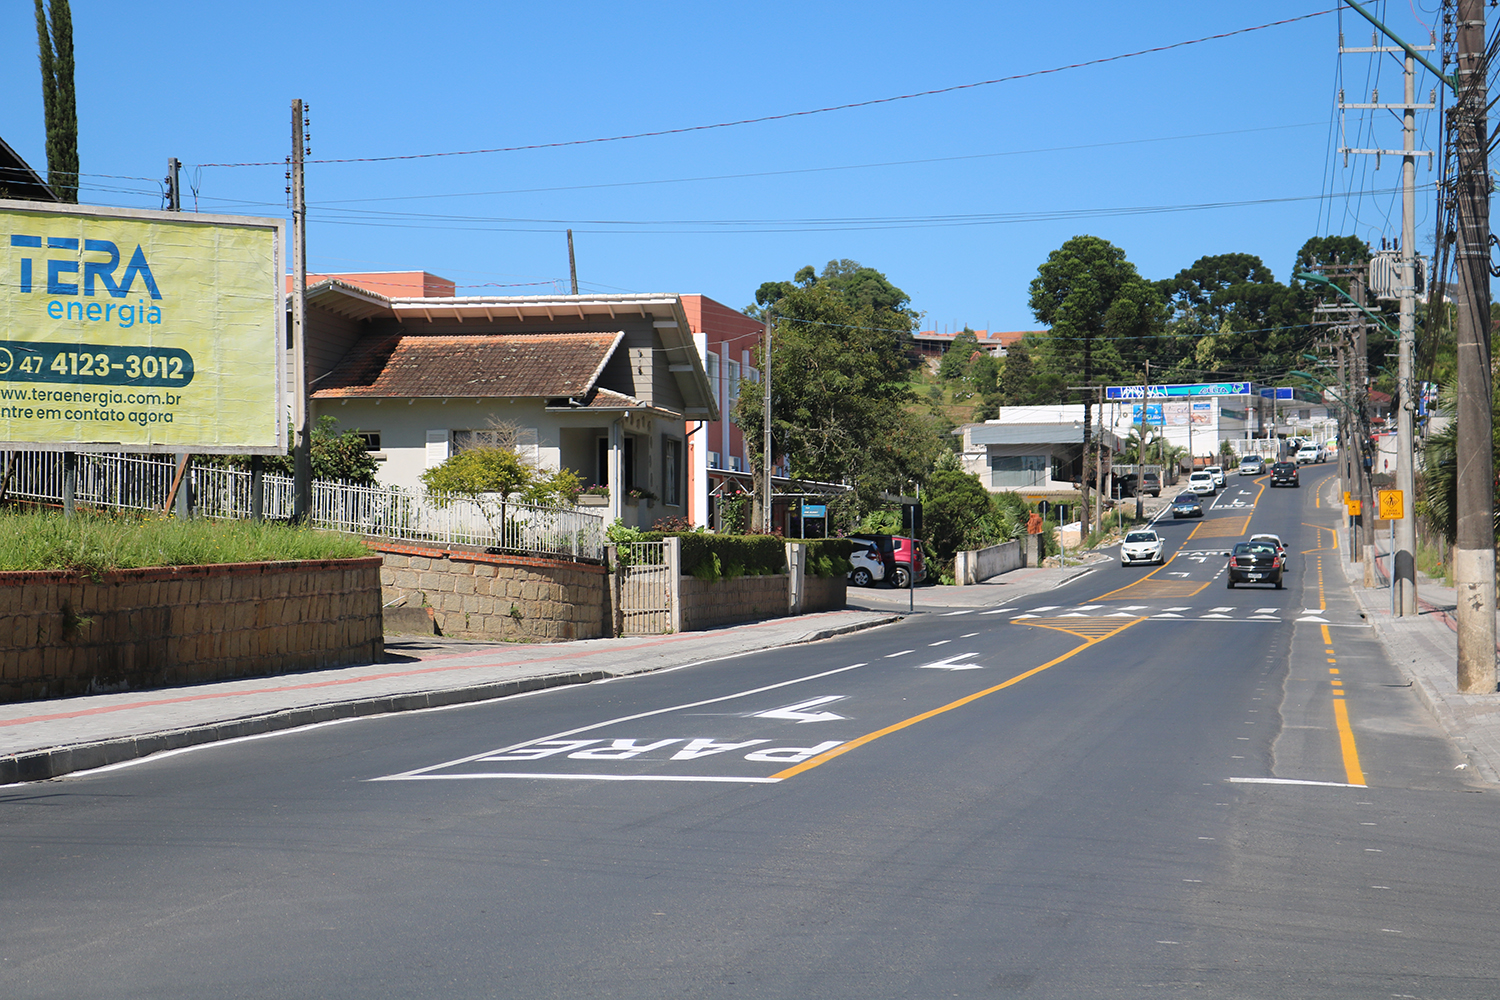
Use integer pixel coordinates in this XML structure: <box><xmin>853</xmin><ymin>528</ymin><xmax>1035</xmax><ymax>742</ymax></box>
<box><xmin>679</xmin><ymin>573</ymin><xmax>790</xmax><ymax>631</ymax></box>
<box><xmin>0</xmin><ymin>557</ymin><xmax>384</xmax><ymax>703</ymax></box>
<box><xmin>374</xmin><ymin>542</ymin><xmax>608</xmax><ymax>641</ymax></box>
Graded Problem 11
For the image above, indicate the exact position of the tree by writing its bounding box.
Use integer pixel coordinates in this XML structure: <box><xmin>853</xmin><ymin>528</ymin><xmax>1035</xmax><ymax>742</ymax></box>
<box><xmin>938</xmin><ymin>330</ymin><xmax>981</xmax><ymax>380</ymax></box>
<box><xmin>202</xmin><ymin>415</ymin><xmax>380</xmax><ymax>485</ymax></box>
<box><xmin>1028</xmin><ymin>236</ymin><xmax>1164</xmax><ymax>525</ymax></box>
<box><xmin>740</xmin><ymin>260</ymin><xmax>940</xmax><ymax>522</ymax></box>
<box><xmin>34</xmin><ymin>0</ymin><xmax>77</xmax><ymax>203</ymax></box>
<box><xmin>421</xmin><ymin>445</ymin><xmax>582</xmax><ymax>538</ymax></box>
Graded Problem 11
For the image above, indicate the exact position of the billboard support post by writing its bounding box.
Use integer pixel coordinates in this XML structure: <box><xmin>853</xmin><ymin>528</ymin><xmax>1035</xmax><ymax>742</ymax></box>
<box><xmin>291</xmin><ymin>99</ymin><xmax>311</xmax><ymax>522</ymax></box>
<box><xmin>62</xmin><ymin>451</ymin><xmax>75</xmax><ymax>519</ymax></box>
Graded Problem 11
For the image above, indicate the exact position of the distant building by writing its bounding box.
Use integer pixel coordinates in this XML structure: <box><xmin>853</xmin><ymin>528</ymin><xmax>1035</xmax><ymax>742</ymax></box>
<box><xmin>912</xmin><ymin>328</ymin><xmax>1040</xmax><ymax>359</ymax></box>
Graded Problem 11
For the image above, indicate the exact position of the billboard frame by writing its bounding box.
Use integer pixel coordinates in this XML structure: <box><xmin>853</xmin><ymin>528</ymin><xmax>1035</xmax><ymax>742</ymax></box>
<box><xmin>0</xmin><ymin>197</ymin><xmax>286</xmax><ymax>456</ymax></box>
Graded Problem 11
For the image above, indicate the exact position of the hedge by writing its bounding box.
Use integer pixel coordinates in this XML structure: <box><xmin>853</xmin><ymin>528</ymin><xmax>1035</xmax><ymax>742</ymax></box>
<box><xmin>788</xmin><ymin>538</ymin><xmax>855</xmax><ymax>578</ymax></box>
<box><xmin>641</xmin><ymin>532</ymin><xmax>787</xmax><ymax>582</ymax></box>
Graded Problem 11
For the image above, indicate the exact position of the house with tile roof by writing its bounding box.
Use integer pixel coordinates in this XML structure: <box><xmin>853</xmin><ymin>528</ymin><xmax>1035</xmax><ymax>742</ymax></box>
<box><xmin>289</xmin><ymin>273</ymin><xmax>717</xmax><ymax>527</ymax></box>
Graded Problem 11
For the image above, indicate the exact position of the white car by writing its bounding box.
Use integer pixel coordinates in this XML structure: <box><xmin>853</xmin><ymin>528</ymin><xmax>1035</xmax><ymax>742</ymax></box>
<box><xmin>1249</xmin><ymin>533</ymin><xmax>1288</xmax><ymax>564</ymax></box>
<box><xmin>1206</xmin><ymin>465</ymin><xmax>1226</xmax><ymax>487</ymax></box>
<box><xmin>1189</xmin><ymin>471</ymin><xmax>1216</xmax><ymax>495</ymax></box>
<box><xmin>1295</xmin><ymin>444</ymin><xmax>1323</xmax><ymax>464</ymax></box>
<box><xmin>846</xmin><ymin>541</ymin><xmax>886</xmax><ymax>587</ymax></box>
<box><xmin>1120</xmin><ymin>529</ymin><xmax>1165</xmax><ymax>566</ymax></box>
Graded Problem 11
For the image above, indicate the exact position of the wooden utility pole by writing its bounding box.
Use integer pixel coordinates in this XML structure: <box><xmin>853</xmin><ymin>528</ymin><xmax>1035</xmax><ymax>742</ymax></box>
<box><xmin>1451</xmin><ymin>0</ymin><xmax>1495</xmax><ymax>692</ymax></box>
<box><xmin>290</xmin><ymin>100</ymin><xmax>312</xmax><ymax>522</ymax></box>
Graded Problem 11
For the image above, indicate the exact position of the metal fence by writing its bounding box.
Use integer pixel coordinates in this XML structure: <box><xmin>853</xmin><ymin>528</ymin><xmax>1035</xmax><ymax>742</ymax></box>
<box><xmin>0</xmin><ymin>451</ymin><xmax>605</xmax><ymax>562</ymax></box>
<box><xmin>617</xmin><ymin>540</ymin><xmax>672</xmax><ymax>635</ymax></box>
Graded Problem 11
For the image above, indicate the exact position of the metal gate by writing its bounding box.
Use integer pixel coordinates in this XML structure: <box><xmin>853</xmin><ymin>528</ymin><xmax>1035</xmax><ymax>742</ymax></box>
<box><xmin>618</xmin><ymin>541</ymin><xmax>673</xmax><ymax>635</ymax></box>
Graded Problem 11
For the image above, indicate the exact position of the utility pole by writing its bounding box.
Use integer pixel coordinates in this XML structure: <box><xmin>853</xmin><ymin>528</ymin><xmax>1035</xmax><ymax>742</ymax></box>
<box><xmin>1136</xmin><ymin>360</ymin><xmax>1149</xmax><ymax>521</ymax></box>
<box><xmin>1338</xmin><ymin>22</ymin><xmax>1435</xmax><ymax>614</ymax></box>
<box><xmin>1450</xmin><ymin>0</ymin><xmax>1495</xmax><ymax>692</ymax></box>
<box><xmin>566</xmin><ymin>229</ymin><xmax>579</xmax><ymax>295</ymax></box>
<box><xmin>165</xmin><ymin>156</ymin><xmax>192</xmax><ymax>520</ymax></box>
<box><xmin>290</xmin><ymin>100</ymin><xmax>312</xmax><ymax>522</ymax></box>
<box><xmin>762</xmin><ymin>313</ymin><xmax>774</xmax><ymax>534</ymax></box>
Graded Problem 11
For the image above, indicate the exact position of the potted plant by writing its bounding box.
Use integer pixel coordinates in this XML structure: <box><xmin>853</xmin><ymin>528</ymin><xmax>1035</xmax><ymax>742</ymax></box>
<box><xmin>626</xmin><ymin>487</ymin><xmax>658</xmax><ymax>508</ymax></box>
<box><xmin>579</xmin><ymin>485</ymin><xmax>610</xmax><ymax>507</ymax></box>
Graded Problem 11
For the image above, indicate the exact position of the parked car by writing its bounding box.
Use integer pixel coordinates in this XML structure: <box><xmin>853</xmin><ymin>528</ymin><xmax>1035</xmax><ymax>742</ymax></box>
<box><xmin>1206</xmin><ymin>465</ymin><xmax>1226</xmax><ymax>487</ymax></box>
<box><xmin>1139</xmin><ymin>471</ymin><xmax>1161</xmax><ymax>497</ymax></box>
<box><xmin>1238</xmin><ymin>456</ymin><xmax>1265</xmax><ymax>476</ymax></box>
<box><xmin>1189</xmin><ymin>471</ymin><xmax>1217</xmax><ymax>495</ymax></box>
<box><xmin>846</xmin><ymin>540</ymin><xmax>886</xmax><ymax>587</ymax></box>
<box><xmin>1111</xmin><ymin>473</ymin><xmax>1139</xmax><ymax>499</ymax></box>
<box><xmin>1171</xmin><ymin>492</ymin><xmax>1203</xmax><ymax>518</ymax></box>
<box><xmin>1120</xmin><ymin>529</ymin><xmax>1165</xmax><ymax>566</ymax></box>
<box><xmin>1270</xmin><ymin>462</ymin><xmax>1300</xmax><ymax>487</ymax></box>
<box><xmin>847</xmin><ymin>533</ymin><xmax>927</xmax><ymax>588</ymax></box>
<box><xmin>1227</xmin><ymin>540</ymin><xmax>1284</xmax><ymax>589</ymax></box>
<box><xmin>1295</xmin><ymin>444</ymin><xmax>1323</xmax><ymax>464</ymax></box>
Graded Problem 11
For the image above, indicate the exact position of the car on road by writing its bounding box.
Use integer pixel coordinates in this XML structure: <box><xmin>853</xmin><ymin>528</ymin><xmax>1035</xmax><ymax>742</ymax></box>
<box><xmin>1295</xmin><ymin>444</ymin><xmax>1324</xmax><ymax>464</ymax></box>
<box><xmin>846</xmin><ymin>540</ymin><xmax>886</xmax><ymax>587</ymax></box>
<box><xmin>848</xmin><ymin>533</ymin><xmax>927</xmax><ymax>588</ymax></box>
<box><xmin>1249</xmin><ymin>533</ymin><xmax>1288</xmax><ymax>565</ymax></box>
<box><xmin>1206</xmin><ymin>465</ymin><xmax>1226</xmax><ymax>487</ymax></box>
<box><xmin>1171</xmin><ymin>492</ymin><xmax>1203</xmax><ymax>518</ymax></box>
<box><xmin>1270</xmin><ymin>461</ymin><xmax>1300</xmax><ymax>487</ymax></box>
<box><xmin>1188</xmin><ymin>471</ymin><xmax>1217</xmax><ymax>495</ymax></box>
<box><xmin>1227</xmin><ymin>540</ymin><xmax>1284</xmax><ymax>589</ymax></box>
<box><xmin>1238</xmin><ymin>455</ymin><xmax>1265</xmax><ymax>476</ymax></box>
<box><xmin>1120</xmin><ymin>529</ymin><xmax>1165</xmax><ymax>566</ymax></box>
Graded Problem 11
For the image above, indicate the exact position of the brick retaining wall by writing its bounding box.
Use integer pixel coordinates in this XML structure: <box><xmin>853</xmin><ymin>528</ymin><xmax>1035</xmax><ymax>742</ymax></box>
<box><xmin>374</xmin><ymin>542</ymin><xmax>608</xmax><ymax>641</ymax></box>
<box><xmin>0</xmin><ymin>557</ymin><xmax>384</xmax><ymax>703</ymax></box>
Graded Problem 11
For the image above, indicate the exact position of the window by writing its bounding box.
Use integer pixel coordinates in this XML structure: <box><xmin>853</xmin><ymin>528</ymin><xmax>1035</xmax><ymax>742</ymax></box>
<box><xmin>727</xmin><ymin>360</ymin><xmax>741</xmax><ymax>420</ymax></box>
<box><xmin>663</xmin><ymin>438</ymin><xmax>683</xmax><ymax>506</ymax></box>
<box><xmin>708</xmin><ymin>451</ymin><xmax>722</xmax><ymax>469</ymax></box>
<box><xmin>453</xmin><ymin>426</ymin><xmax>537</xmax><ymax>461</ymax></box>
<box><xmin>988</xmin><ymin>454</ymin><xmax>1047</xmax><ymax>489</ymax></box>
<box><xmin>425</xmin><ymin>429</ymin><xmax>449</xmax><ymax>469</ymax></box>
<box><xmin>706</xmin><ymin>352</ymin><xmax>720</xmax><ymax>407</ymax></box>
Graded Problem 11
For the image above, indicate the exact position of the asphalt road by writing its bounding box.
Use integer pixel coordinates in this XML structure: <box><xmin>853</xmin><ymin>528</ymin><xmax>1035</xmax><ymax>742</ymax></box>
<box><xmin>3</xmin><ymin>466</ymin><xmax>1498</xmax><ymax>999</ymax></box>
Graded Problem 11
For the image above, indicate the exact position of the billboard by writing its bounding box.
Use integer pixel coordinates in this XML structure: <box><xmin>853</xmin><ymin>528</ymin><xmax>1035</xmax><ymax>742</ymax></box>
<box><xmin>0</xmin><ymin>200</ymin><xmax>285</xmax><ymax>454</ymax></box>
<box><xmin>1107</xmin><ymin>381</ymin><xmax>1251</xmax><ymax>400</ymax></box>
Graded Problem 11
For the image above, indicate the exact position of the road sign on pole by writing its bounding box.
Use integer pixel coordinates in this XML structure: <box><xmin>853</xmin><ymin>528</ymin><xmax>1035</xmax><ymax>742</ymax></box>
<box><xmin>1377</xmin><ymin>489</ymin><xmax>1404</xmax><ymax>520</ymax></box>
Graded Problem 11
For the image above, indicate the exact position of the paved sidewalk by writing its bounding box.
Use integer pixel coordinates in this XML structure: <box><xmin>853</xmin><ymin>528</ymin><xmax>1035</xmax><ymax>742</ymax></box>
<box><xmin>1</xmin><ymin>563</ymin><xmax>1095</xmax><ymax>784</ymax></box>
<box><xmin>1322</xmin><ymin>479</ymin><xmax>1500</xmax><ymax>784</ymax></box>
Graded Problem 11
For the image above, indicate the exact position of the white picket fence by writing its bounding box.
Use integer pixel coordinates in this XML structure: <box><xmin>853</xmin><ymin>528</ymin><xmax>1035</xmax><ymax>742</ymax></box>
<box><xmin>0</xmin><ymin>451</ymin><xmax>605</xmax><ymax>561</ymax></box>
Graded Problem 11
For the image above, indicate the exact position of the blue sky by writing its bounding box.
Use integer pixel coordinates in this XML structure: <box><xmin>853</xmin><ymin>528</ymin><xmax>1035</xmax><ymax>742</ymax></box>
<box><xmin>0</xmin><ymin>2</ymin><xmax>1444</xmax><ymax>333</ymax></box>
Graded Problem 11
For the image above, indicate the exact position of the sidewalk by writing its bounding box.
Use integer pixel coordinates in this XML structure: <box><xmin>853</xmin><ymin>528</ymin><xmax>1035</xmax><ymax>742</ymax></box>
<box><xmin>0</xmin><ymin>563</ymin><xmax>1095</xmax><ymax>784</ymax></box>
<box><xmin>1326</xmin><ymin>480</ymin><xmax>1500</xmax><ymax>784</ymax></box>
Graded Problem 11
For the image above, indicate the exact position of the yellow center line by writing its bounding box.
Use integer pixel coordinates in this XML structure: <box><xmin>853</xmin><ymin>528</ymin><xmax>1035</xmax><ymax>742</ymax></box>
<box><xmin>1332</xmin><ymin>698</ymin><xmax>1366</xmax><ymax>785</ymax></box>
<box><xmin>771</xmin><ymin>618</ymin><xmax>1147</xmax><ymax>780</ymax></box>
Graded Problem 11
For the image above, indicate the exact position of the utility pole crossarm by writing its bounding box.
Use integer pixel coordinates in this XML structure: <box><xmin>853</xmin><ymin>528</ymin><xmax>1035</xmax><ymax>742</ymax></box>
<box><xmin>1341</xmin><ymin>0</ymin><xmax>1453</xmax><ymax>90</ymax></box>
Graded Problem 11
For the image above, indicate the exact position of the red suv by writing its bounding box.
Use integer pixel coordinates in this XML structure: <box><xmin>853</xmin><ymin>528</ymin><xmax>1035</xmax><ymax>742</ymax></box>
<box><xmin>848</xmin><ymin>533</ymin><xmax>927</xmax><ymax>588</ymax></box>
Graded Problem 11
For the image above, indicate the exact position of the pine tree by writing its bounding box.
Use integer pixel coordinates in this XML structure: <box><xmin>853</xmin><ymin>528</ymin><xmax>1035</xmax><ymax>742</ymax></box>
<box><xmin>35</xmin><ymin>0</ymin><xmax>78</xmax><ymax>203</ymax></box>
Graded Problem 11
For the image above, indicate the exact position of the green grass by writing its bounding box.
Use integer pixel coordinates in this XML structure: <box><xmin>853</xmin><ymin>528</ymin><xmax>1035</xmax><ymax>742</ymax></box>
<box><xmin>0</xmin><ymin>510</ymin><xmax>371</xmax><ymax>574</ymax></box>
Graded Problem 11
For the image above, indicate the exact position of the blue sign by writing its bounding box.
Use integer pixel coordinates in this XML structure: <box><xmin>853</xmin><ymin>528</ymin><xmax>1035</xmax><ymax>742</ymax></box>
<box><xmin>1259</xmin><ymin>387</ymin><xmax>1295</xmax><ymax>400</ymax></box>
<box><xmin>1106</xmin><ymin>381</ymin><xmax>1252</xmax><ymax>400</ymax></box>
<box><xmin>1129</xmin><ymin>403</ymin><xmax>1165</xmax><ymax>424</ymax></box>
<box><xmin>801</xmin><ymin>504</ymin><xmax>827</xmax><ymax>518</ymax></box>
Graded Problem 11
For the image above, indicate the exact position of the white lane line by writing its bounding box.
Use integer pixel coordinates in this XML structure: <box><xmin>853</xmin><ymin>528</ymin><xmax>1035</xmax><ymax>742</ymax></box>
<box><xmin>980</xmin><ymin>607</ymin><xmax>1017</xmax><ymax>615</ymax></box>
<box><xmin>941</xmin><ymin>609</ymin><xmax>976</xmax><ymax>616</ymax></box>
<box><xmin>391</xmin><ymin>772</ymin><xmax>782</xmax><ymax>783</ymax></box>
<box><xmin>885</xmin><ymin>649</ymin><xmax>915</xmax><ymax>658</ymax></box>
<box><xmin>928</xmin><ymin>640</ymin><xmax>951</xmax><ymax>646</ymax></box>
<box><xmin>959</xmin><ymin>632</ymin><xmax>980</xmax><ymax>638</ymax></box>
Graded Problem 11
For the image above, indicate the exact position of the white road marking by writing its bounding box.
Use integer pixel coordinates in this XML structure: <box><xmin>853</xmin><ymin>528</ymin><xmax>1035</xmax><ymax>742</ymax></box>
<box><xmin>928</xmin><ymin>640</ymin><xmax>951</xmax><ymax>646</ymax></box>
<box><xmin>980</xmin><ymin>607</ymin><xmax>1017</xmax><ymax>615</ymax></box>
<box><xmin>1297</xmin><ymin>615</ymin><xmax>1331</xmax><ymax>623</ymax></box>
<box><xmin>885</xmin><ymin>650</ymin><xmax>914</xmax><ymax>657</ymax></box>
<box><xmin>1029</xmin><ymin>605</ymin><xmax>1060</xmax><ymax>612</ymax></box>
<box><xmin>917</xmin><ymin>652</ymin><xmax>983</xmax><ymax>670</ymax></box>
<box><xmin>941</xmin><ymin>609</ymin><xmax>976</xmax><ymax>616</ymax></box>
<box><xmin>754</xmin><ymin>696</ymin><xmax>846</xmax><ymax>723</ymax></box>
<box><xmin>959</xmin><ymin>632</ymin><xmax>980</xmax><ymax>638</ymax></box>
<box><xmin>1255</xmin><ymin>607</ymin><xmax>1278</xmax><ymax>614</ymax></box>
<box><xmin>1072</xmin><ymin>605</ymin><xmax>1103</xmax><ymax>611</ymax></box>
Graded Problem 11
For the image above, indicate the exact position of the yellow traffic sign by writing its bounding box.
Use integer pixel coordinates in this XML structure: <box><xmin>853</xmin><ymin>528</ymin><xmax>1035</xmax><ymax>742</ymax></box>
<box><xmin>1378</xmin><ymin>489</ymin><xmax>1404</xmax><ymax>520</ymax></box>
<box><xmin>1348</xmin><ymin>498</ymin><xmax>1362</xmax><ymax>516</ymax></box>
<box><xmin>1343</xmin><ymin>490</ymin><xmax>1352</xmax><ymax>506</ymax></box>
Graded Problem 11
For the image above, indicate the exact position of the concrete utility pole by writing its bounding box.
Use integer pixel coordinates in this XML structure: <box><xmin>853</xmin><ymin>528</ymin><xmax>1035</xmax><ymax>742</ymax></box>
<box><xmin>566</xmin><ymin>229</ymin><xmax>579</xmax><ymax>295</ymax></box>
<box><xmin>762</xmin><ymin>313</ymin><xmax>773</xmax><ymax>534</ymax></box>
<box><xmin>1136</xmin><ymin>360</ymin><xmax>1149</xmax><ymax>521</ymax></box>
<box><xmin>1450</xmin><ymin>0</ymin><xmax>1495</xmax><ymax>692</ymax></box>
<box><xmin>165</xmin><ymin>156</ymin><xmax>192</xmax><ymax>520</ymax></box>
<box><xmin>290</xmin><ymin>100</ymin><xmax>312</xmax><ymax>522</ymax></box>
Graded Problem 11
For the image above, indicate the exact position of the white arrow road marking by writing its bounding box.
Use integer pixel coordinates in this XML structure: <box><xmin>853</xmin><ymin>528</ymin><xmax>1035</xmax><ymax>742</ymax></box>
<box><xmin>754</xmin><ymin>696</ymin><xmax>846</xmax><ymax>723</ymax></box>
<box><xmin>917</xmin><ymin>652</ymin><xmax>984</xmax><ymax>670</ymax></box>
<box><xmin>1167</xmin><ymin>572</ymin><xmax>1191</xmax><ymax>577</ymax></box>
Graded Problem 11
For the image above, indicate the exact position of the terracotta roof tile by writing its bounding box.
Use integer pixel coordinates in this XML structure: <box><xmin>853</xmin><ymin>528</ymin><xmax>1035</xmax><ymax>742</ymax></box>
<box><xmin>312</xmin><ymin>331</ymin><xmax>622</xmax><ymax>399</ymax></box>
